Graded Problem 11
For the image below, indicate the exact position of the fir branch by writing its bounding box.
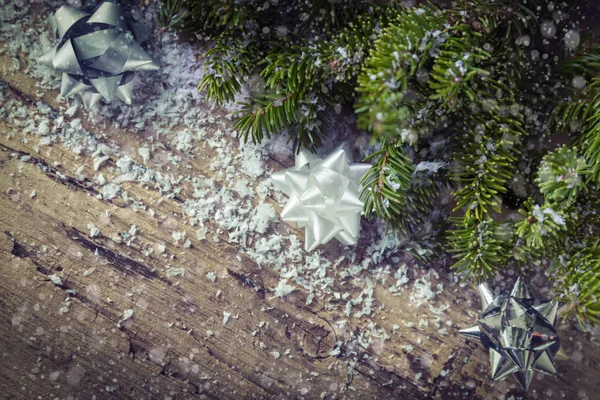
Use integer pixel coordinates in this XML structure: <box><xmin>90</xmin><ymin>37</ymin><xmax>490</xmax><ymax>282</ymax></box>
<box><xmin>235</xmin><ymin>8</ymin><xmax>404</xmax><ymax>150</ymax></box>
<box><xmin>447</xmin><ymin>217</ymin><xmax>512</xmax><ymax>282</ymax></box>
<box><xmin>515</xmin><ymin>199</ymin><xmax>568</xmax><ymax>249</ymax></box>
<box><xmin>428</xmin><ymin>30</ymin><xmax>491</xmax><ymax>109</ymax></box>
<box><xmin>451</xmin><ymin>0</ymin><xmax>541</xmax><ymax>41</ymax></box>
<box><xmin>199</xmin><ymin>36</ymin><xmax>257</xmax><ymax>104</ymax></box>
<box><xmin>355</xmin><ymin>6</ymin><xmax>445</xmax><ymax>141</ymax></box>
<box><xmin>288</xmin><ymin>93</ymin><xmax>331</xmax><ymax>151</ymax></box>
<box><xmin>235</xmin><ymin>93</ymin><xmax>299</xmax><ymax>143</ymax></box>
<box><xmin>551</xmin><ymin>76</ymin><xmax>600</xmax><ymax>182</ymax></box>
<box><xmin>234</xmin><ymin>91</ymin><xmax>330</xmax><ymax>152</ymax></box>
<box><xmin>560</xmin><ymin>43</ymin><xmax>600</xmax><ymax>79</ymax></box>
<box><xmin>451</xmin><ymin>117</ymin><xmax>523</xmax><ymax>221</ymax></box>
<box><xmin>402</xmin><ymin>168</ymin><xmax>439</xmax><ymax>233</ymax></box>
<box><xmin>441</xmin><ymin>7</ymin><xmax>528</xmax><ymax>279</ymax></box>
<box><xmin>548</xmin><ymin>44</ymin><xmax>600</xmax><ymax>135</ymax></box>
<box><xmin>449</xmin><ymin>110</ymin><xmax>524</xmax><ymax>277</ymax></box>
<box><xmin>299</xmin><ymin>0</ymin><xmax>372</xmax><ymax>34</ymax></box>
<box><xmin>553</xmin><ymin>240</ymin><xmax>600</xmax><ymax>329</ymax></box>
<box><xmin>261</xmin><ymin>47</ymin><xmax>330</xmax><ymax>93</ymax></box>
<box><xmin>158</xmin><ymin>0</ymin><xmax>258</xmax><ymax>32</ymax></box>
<box><xmin>360</xmin><ymin>144</ymin><xmax>413</xmax><ymax>223</ymax></box>
<box><xmin>203</xmin><ymin>0</ymin><xmax>251</xmax><ymax>30</ymax></box>
<box><xmin>536</xmin><ymin>145</ymin><xmax>591</xmax><ymax>207</ymax></box>
<box><xmin>158</xmin><ymin>0</ymin><xmax>188</xmax><ymax>31</ymax></box>
<box><xmin>326</xmin><ymin>7</ymin><xmax>408</xmax><ymax>84</ymax></box>
<box><xmin>582</xmin><ymin>84</ymin><xmax>600</xmax><ymax>180</ymax></box>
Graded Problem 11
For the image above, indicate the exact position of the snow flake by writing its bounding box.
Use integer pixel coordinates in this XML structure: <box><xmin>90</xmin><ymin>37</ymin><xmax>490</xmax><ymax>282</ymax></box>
<box><xmin>272</xmin><ymin>279</ymin><xmax>295</xmax><ymax>298</ymax></box>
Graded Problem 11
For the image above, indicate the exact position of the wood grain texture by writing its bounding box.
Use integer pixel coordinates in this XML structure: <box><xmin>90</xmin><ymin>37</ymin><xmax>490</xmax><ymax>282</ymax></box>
<box><xmin>0</xmin><ymin>5</ymin><xmax>599</xmax><ymax>400</ymax></box>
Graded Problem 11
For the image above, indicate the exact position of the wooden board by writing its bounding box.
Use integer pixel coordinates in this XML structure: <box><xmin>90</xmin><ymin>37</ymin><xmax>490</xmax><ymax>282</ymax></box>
<box><xmin>0</xmin><ymin>4</ymin><xmax>599</xmax><ymax>400</ymax></box>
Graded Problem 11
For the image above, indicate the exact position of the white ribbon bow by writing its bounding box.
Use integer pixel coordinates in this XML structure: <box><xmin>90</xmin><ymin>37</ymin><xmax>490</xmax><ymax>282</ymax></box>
<box><xmin>273</xmin><ymin>147</ymin><xmax>370</xmax><ymax>251</ymax></box>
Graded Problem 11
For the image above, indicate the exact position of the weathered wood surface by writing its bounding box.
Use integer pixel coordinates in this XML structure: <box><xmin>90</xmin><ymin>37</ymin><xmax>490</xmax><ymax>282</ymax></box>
<box><xmin>1</xmin><ymin>5</ymin><xmax>599</xmax><ymax>400</ymax></box>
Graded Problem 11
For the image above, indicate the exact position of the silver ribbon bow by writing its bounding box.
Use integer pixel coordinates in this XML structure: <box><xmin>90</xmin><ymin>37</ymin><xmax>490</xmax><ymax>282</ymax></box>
<box><xmin>459</xmin><ymin>277</ymin><xmax>560</xmax><ymax>390</ymax></box>
<box><xmin>273</xmin><ymin>147</ymin><xmax>370</xmax><ymax>251</ymax></box>
<box><xmin>40</xmin><ymin>1</ymin><xmax>159</xmax><ymax>109</ymax></box>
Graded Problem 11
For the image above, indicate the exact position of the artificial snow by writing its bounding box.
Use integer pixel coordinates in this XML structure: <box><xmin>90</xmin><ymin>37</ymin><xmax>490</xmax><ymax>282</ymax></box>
<box><xmin>48</xmin><ymin>274</ymin><xmax>62</xmax><ymax>286</ymax></box>
<box><xmin>88</xmin><ymin>223</ymin><xmax>100</xmax><ymax>238</ymax></box>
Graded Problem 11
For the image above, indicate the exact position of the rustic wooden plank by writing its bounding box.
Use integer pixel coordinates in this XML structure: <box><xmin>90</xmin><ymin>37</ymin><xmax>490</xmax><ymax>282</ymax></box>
<box><xmin>0</xmin><ymin>143</ymin><xmax>356</xmax><ymax>399</ymax></box>
<box><xmin>0</xmin><ymin>120</ymin><xmax>417</xmax><ymax>398</ymax></box>
<box><xmin>1</xmin><ymin>4</ymin><xmax>599</xmax><ymax>399</ymax></box>
<box><xmin>0</xmin><ymin>85</ymin><xmax>437</xmax><ymax>399</ymax></box>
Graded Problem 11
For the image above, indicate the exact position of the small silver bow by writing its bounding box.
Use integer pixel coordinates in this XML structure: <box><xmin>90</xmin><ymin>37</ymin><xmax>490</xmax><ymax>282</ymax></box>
<box><xmin>459</xmin><ymin>277</ymin><xmax>560</xmax><ymax>390</ymax></box>
<box><xmin>273</xmin><ymin>147</ymin><xmax>370</xmax><ymax>251</ymax></box>
<box><xmin>40</xmin><ymin>1</ymin><xmax>159</xmax><ymax>109</ymax></box>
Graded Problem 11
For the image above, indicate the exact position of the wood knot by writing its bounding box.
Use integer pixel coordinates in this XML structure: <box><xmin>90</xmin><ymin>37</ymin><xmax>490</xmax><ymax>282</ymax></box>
<box><xmin>301</xmin><ymin>323</ymin><xmax>336</xmax><ymax>359</ymax></box>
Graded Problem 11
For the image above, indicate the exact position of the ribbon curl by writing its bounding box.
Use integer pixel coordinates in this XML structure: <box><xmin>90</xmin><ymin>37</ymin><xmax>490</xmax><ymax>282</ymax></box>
<box><xmin>273</xmin><ymin>148</ymin><xmax>370</xmax><ymax>251</ymax></box>
<box><xmin>40</xmin><ymin>1</ymin><xmax>159</xmax><ymax>109</ymax></box>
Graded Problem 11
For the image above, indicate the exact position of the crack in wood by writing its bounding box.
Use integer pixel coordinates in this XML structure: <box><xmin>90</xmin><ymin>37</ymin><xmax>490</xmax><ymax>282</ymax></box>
<box><xmin>60</xmin><ymin>224</ymin><xmax>174</xmax><ymax>285</ymax></box>
<box><xmin>226</xmin><ymin>267</ymin><xmax>265</xmax><ymax>298</ymax></box>
<box><xmin>10</xmin><ymin>237</ymin><xmax>121</xmax><ymax>322</ymax></box>
<box><xmin>2</xmin><ymin>78</ymin><xmax>59</xmax><ymax>112</ymax></box>
<box><xmin>0</xmin><ymin>143</ymin><xmax>105</xmax><ymax>200</ymax></box>
<box><xmin>9</xmin><ymin>237</ymin><xmax>30</xmax><ymax>259</ymax></box>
